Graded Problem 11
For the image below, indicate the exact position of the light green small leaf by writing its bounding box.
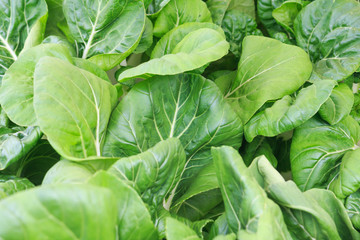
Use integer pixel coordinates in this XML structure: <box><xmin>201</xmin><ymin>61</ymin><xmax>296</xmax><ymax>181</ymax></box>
<box><xmin>72</xmin><ymin>57</ymin><xmax>111</xmax><ymax>83</ymax></box>
<box><xmin>153</xmin><ymin>0</ymin><xmax>212</xmax><ymax>37</ymax></box>
<box><xmin>208</xmin><ymin>214</ymin><xmax>231</xmax><ymax>239</ymax></box>
<box><xmin>165</xmin><ymin>217</ymin><xmax>201</xmax><ymax>240</ymax></box>
<box><xmin>225</xmin><ymin>36</ymin><xmax>312</xmax><ymax>124</ymax></box>
<box><xmin>118</xmin><ymin>28</ymin><xmax>229</xmax><ymax>82</ymax></box>
<box><xmin>0</xmin><ymin>175</ymin><xmax>34</xmax><ymax>200</ymax></box>
<box><xmin>319</xmin><ymin>83</ymin><xmax>354</xmax><ymax>125</ymax></box>
<box><xmin>244</xmin><ymin>80</ymin><xmax>336</xmax><ymax>142</ymax></box>
<box><xmin>272</xmin><ymin>0</ymin><xmax>302</xmax><ymax>35</ymax></box>
<box><xmin>146</xmin><ymin>0</ymin><xmax>171</xmax><ymax>15</ymax></box>
<box><xmin>0</xmin><ymin>184</ymin><xmax>117</xmax><ymax>239</ymax></box>
<box><xmin>33</xmin><ymin>57</ymin><xmax>118</xmax><ymax>160</ymax></box>
<box><xmin>0</xmin><ymin>44</ymin><xmax>73</xmax><ymax>126</ymax></box>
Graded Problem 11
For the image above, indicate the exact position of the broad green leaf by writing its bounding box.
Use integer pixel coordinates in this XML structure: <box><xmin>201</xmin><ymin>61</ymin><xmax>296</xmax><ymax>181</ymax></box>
<box><xmin>240</xmin><ymin>137</ymin><xmax>278</xmax><ymax>167</ymax></box>
<box><xmin>213</xmin><ymin>234</ymin><xmax>236</xmax><ymax>240</ymax></box>
<box><xmin>42</xmin><ymin>159</ymin><xmax>95</xmax><ymax>184</ymax></box>
<box><xmin>104</xmin><ymin>73</ymin><xmax>243</xmax><ymax>196</ymax></box>
<box><xmin>345</xmin><ymin>190</ymin><xmax>360</xmax><ymax>231</ymax></box>
<box><xmin>225</xmin><ymin>36</ymin><xmax>312</xmax><ymax>124</ymax></box>
<box><xmin>151</xmin><ymin>22</ymin><xmax>225</xmax><ymax>59</ymax></box>
<box><xmin>134</xmin><ymin>17</ymin><xmax>153</xmax><ymax>54</ymax></box>
<box><xmin>72</xmin><ymin>57</ymin><xmax>111</xmax><ymax>83</ymax></box>
<box><xmin>1</xmin><ymin>140</ymin><xmax>59</xmax><ymax>185</ymax></box>
<box><xmin>146</xmin><ymin>0</ymin><xmax>171</xmax><ymax>15</ymax></box>
<box><xmin>208</xmin><ymin>214</ymin><xmax>231</xmax><ymax>239</ymax></box>
<box><xmin>63</xmin><ymin>0</ymin><xmax>146</xmax><ymax>70</ymax></box>
<box><xmin>33</xmin><ymin>57</ymin><xmax>118</xmax><ymax>160</ymax></box>
<box><xmin>108</xmin><ymin>138</ymin><xmax>186</xmax><ymax>212</ymax></box>
<box><xmin>244</xmin><ymin>80</ymin><xmax>336</xmax><ymax>142</ymax></box>
<box><xmin>214</xmin><ymin>71</ymin><xmax>237</xmax><ymax>95</ymax></box>
<box><xmin>206</xmin><ymin>0</ymin><xmax>256</xmax><ymax>24</ymax></box>
<box><xmin>212</xmin><ymin>146</ymin><xmax>291</xmax><ymax>238</ymax></box>
<box><xmin>257</xmin><ymin>0</ymin><xmax>286</xmax><ymax>34</ymax></box>
<box><xmin>45</xmin><ymin>0</ymin><xmax>65</xmax><ymax>36</ymax></box>
<box><xmin>290</xmin><ymin>116</ymin><xmax>360</xmax><ymax>190</ymax></box>
<box><xmin>165</xmin><ymin>217</ymin><xmax>201</xmax><ymax>240</ymax></box>
<box><xmin>0</xmin><ymin>184</ymin><xmax>117</xmax><ymax>239</ymax></box>
<box><xmin>294</xmin><ymin>0</ymin><xmax>360</xmax><ymax>81</ymax></box>
<box><xmin>0</xmin><ymin>175</ymin><xmax>34</xmax><ymax>200</ymax></box>
<box><xmin>118</xmin><ymin>28</ymin><xmax>229</xmax><ymax>82</ymax></box>
<box><xmin>319</xmin><ymin>83</ymin><xmax>354</xmax><ymax>125</ymax></box>
<box><xmin>153</xmin><ymin>0</ymin><xmax>212</xmax><ymax>37</ymax></box>
<box><xmin>89</xmin><ymin>171</ymin><xmax>158</xmax><ymax>240</ymax></box>
<box><xmin>305</xmin><ymin>189</ymin><xmax>360</xmax><ymax>239</ymax></box>
<box><xmin>0</xmin><ymin>126</ymin><xmax>42</xmax><ymax>170</ymax></box>
<box><xmin>330</xmin><ymin>148</ymin><xmax>360</xmax><ymax>199</ymax></box>
<box><xmin>0</xmin><ymin>44</ymin><xmax>73</xmax><ymax>126</ymax></box>
<box><xmin>272</xmin><ymin>0</ymin><xmax>302</xmax><ymax>35</ymax></box>
<box><xmin>0</xmin><ymin>0</ymin><xmax>48</xmax><ymax>80</ymax></box>
<box><xmin>43</xmin><ymin>35</ymin><xmax>77</xmax><ymax>56</ymax></box>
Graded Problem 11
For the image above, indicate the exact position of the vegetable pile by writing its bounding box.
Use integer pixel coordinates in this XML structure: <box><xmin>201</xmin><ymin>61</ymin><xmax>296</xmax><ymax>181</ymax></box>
<box><xmin>0</xmin><ymin>0</ymin><xmax>360</xmax><ymax>239</ymax></box>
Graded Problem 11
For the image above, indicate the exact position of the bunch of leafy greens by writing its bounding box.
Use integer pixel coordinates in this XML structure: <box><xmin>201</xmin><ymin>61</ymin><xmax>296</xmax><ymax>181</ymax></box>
<box><xmin>0</xmin><ymin>0</ymin><xmax>360</xmax><ymax>239</ymax></box>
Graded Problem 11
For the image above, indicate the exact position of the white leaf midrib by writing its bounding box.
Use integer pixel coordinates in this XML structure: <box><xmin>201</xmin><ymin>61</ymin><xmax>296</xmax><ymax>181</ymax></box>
<box><xmin>0</xmin><ymin>34</ymin><xmax>17</xmax><ymax>61</ymax></box>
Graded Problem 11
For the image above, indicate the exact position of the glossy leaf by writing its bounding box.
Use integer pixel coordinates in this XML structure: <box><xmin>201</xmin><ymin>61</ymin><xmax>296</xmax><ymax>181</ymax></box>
<box><xmin>0</xmin><ymin>175</ymin><xmax>34</xmax><ymax>200</ymax></box>
<box><xmin>244</xmin><ymin>80</ymin><xmax>336</xmax><ymax>142</ymax></box>
<box><xmin>208</xmin><ymin>214</ymin><xmax>231</xmax><ymax>239</ymax></box>
<box><xmin>45</xmin><ymin>0</ymin><xmax>65</xmax><ymax>35</ymax></box>
<box><xmin>319</xmin><ymin>83</ymin><xmax>354</xmax><ymax>125</ymax></box>
<box><xmin>153</xmin><ymin>0</ymin><xmax>212</xmax><ymax>37</ymax></box>
<box><xmin>345</xmin><ymin>190</ymin><xmax>360</xmax><ymax>231</ymax></box>
<box><xmin>0</xmin><ymin>0</ymin><xmax>48</xmax><ymax>79</ymax></box>
<box><xmin>225</xmin><ymin>36</ymin><xmax>312</xmax><ymax>124</ymax></box>
<box><xmin>146</xmin><ymin>0</ymin><xmax>171</xmax><ymax>15</ymax></box>
<box><xmin>257</xmin><ymin>0</ymin><xmax>286</xmax><ymax>34</ymax></box>
<box><xmin>290</xmin><ymin>116</ymin><xmax>360</xmax><ymax>190</ymax></box>
<box><xmin>63</xmin><ymin>0</ymin><xmax>146</xmax><ymax>70</ymax></box>
<box><xmin>33</xmin><ymin>57</ymin><xmax>118</xmax><ymax>160</ymax></box>
<box><xmin>89</xmin><ymin>171</ymin><xmax>158</xmax><ymax>240</ymax></box>
<box><xmin>212</xmin><ymin>146</ymin><xmax>291</xmax><ymax>238</ymax></box>
<box><xmin>108</xmin><ymin>138</ymin><xmax>186</xmax><ymax>212</ymax></box>
<box><xmin>294</xmin><ymin>0</ymin><xmax>360</xmax><ymax>81</ymax></box>
<box><xmin>118</xmin><ymin>28</ymin><xmax>229</xmax><ymax>82</ymax></box>
<box><xmin>134</xmin><ymin>17</ymin><xmax>153</xmax><ymax>54</ymax></box>
<box><xmin>165</xmin><ymin>217</ymin><xmax>201</xmax><ymax>240</ymax></box>
<box><xmin>0</xmin><ymin>184</ymin><xmax>117</xmax><ymax>239</ymax></box>
<box><xmin>272</xmin><ymin>0</ymin><xmax>302</xmax><ymax>35</ymax></box>
<box><xmin>330</xmin><ymin>148</ymin><xmax>360</xmax><ymax>199</ymax></box>
<box><xmin>240</xmin><ymin>136</ymin><xmax>278</xmax><ymax>167</ymax></box>
<box><xmin>0</xmin><ymin>126</ymin><xmax>42</xmax><ymax>170</ymax></box>
<box><xmin>0</xmin><ymin>44</ymin><xmax>73</xmax><ymax>126</ymax></box>
<box><xmin>104</xmin><ymin>73</ymin><xmax>243</xmax><ymax>196</ymax></box>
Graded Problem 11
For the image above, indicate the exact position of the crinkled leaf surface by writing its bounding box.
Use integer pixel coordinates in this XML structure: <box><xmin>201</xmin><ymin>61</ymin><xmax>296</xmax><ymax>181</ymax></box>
<box><xmin>63</xmin><ymin>0</ymin><xmax>145</xmax><ymax>70</ymax></box>
<box><xmin>319</xmin><ymin>83</ymin><xmax>354</xmax><ymax>125</ymax></box>
<box><xmin>257</xmin><ymin>0</ymin><xmax>286</xmax><ymax>34</ymax></box>
<box><xmin>0</xmin><ymin>44</ymin><xmax>73</xmax><ymax>126</ymax></box>
<box><xmin>244</xmin><ymin>80</ymin><xmax>336</xmax><ymax>142</ymax></box>
<box><xmin>108</xmin><ymin>138</ymin><xmax>186</xmax><ymax>212</ymax></box>
<box><xmin>0</xmin><ymin>175</ymin><xmax>34</xmax><ymax>200</ymax></box>
<box><xmin>118</xmin><ymin>28</ymin><xmax>229</xmax><ymax>82</ymax></box>
<box><xmin>89</xmin><ymin>171</ymin><xmax>158</xmax><ymax>240</ymax></box>
<box><xmin>33</xmin><ymin>57</ymin><xmax>118</xmax><ymax>160</ymax></box>
<box><xmin>0</xmin><ymin>184</ymin><xmax>117</xmax><ymax>239</ymax></box>
<box><xmin>294</xmin><ymin>0</ymin><xmax>360</xmax><ymax>81</ymax></box>
<box><xmin>346</xmin><ymin>190</ymin><xmax>360</xmax><ymax>231</ymax></box>
<box><xmin>212</xmin><ymin>146</ymin><xmax>291</xmax><ymax>238</ymax></box>
<box><xmin>153</xmin><ymin>0</ymin><xmax>212</xmax><ymax>37</ymax></box>
<box><xmin>104</xmin><ymin>73</ymin><xmax>243</xmax><ymax>195</ymax></box>
<box><xmin>290</xmin><ymin>116</ymin><xmax>360</xmax><ymax>191</ymax></box>
<box><xmin>0</xmin><ymin>126</ymin><xmax>42</xmax><ymax>170</ymax></box>
<box><xmin>0</xmin><ymin>0</ymin><xmax>48</xmax><ymax>80</ymax></box>
<box><xmin>225</xmin><ymin>36</ymin><xmax>312</xmax><ymax>124</ymax></box>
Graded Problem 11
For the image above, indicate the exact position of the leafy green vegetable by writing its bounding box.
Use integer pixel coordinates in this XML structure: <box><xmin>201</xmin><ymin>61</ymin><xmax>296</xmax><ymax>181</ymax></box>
<box><xmin>165</xmin><ymin>217</ymin><xmax>201</xmax><ymax>240</ymax></box>
<box><xmin>0</xmin><ymin>175</ymin><xmax>34</xmax><ymax>199</ymax></box>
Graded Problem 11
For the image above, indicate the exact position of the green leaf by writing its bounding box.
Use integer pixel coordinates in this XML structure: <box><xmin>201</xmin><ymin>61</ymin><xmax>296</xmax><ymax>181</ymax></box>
<box><xmin>89</xmin><ymin>171</ymin><xmax>158</xmax><ymax>240</ymax></box>
<box><xmin>290</xmin><ymin>116</ymin><xmax>360</xmax><ymax>190</ymax></box>
<box><xmin>294</xmin><ymin>0</ymin><xmax>360</xmax><ymax>81</ymax></box>
<box><xmin>43</xmin><ymin>35</ymin><xmax>77</xmax><ymax>56</ymax></box>
<box><xmin>257</xmin><ymin>0</ymin><xmax>286</xmax><ymax>33</ymax></box>
<box><xmin>240</xmin><ymin>137</ymin><xmax>278</xmax><ymax>167</ymax></box>
<box><xmin>72</xmin><ymin>57</ymin><xmax>111</xmax><ymax>83</ymax></box>
<box><xmin>118</xmin><ymin>28</ymin><xmax>229</xmax><ymax>82</ymax></box>
<box><xmin>345</xmin><ymin>190</ymin><xmax>360</xmax><ymax>231</ymax></box>
<box><xmin>244</xmin><ymin>80</ymin><xmax>336</xmax><ymax>142</ymax></box>
<box><xmin>212</xmin><ymin>146</ymin><xmax>291</xmax><ymax>238</ymax></box>
<box><xmin>0</xmin><ymin>175</ymin><xmax>34</xmax><ymax>200</ymax></box>
<box><xmin>63</xmin><ymin>0</ymin><xmax>146</xmax><ymax>70</ymax></box>
<box><xmin>225</xmin><ymin>36</ymin><xmax>313</xmax><ymax>124</ymax></box>
<box><xmin>146</xmin><ymin>0</ymin><xmax>171</xmax><ymax>15</ymax></box>
<box><xmin>0</xmin><ymin>126</ymin><xmax>42</xmax><ymax>170</ymax></box>
<box><xmin>272</xmin><ymin>0</ymin><xmax>302</xmax><ymax>35</ymax></box>
<box><xmin>330</xmin><ymin>148</ymin><xmax>360</xmax><ymax>199</ymax></box>
<box><xmin>33</xmin><ymin>57</ymin><xmax>118</xmax><ymax>160</ymax></box>
<box><xmin>0</xmin><ymin>44</ymin><xmax>73</xmax><ymax>126</ymax></box>
<box><xmin>108</xmin><ymin>138</ymin><xmax>186</xmax><ymax>212</ymax></box>
<box><xmin>153</xmin><ymin>0</ymin><xmax>212</xmax><ymax>37</ymax></box>
<box><xmin>206</xmin><ymin>0</ymin><xmax>256</xmax><ymax>24</ymax></box>
<box><xmin>45</xmin><ymin>0</ymin><xmax>65</xmax><ymax>36</ymax></box>
<box><xmin>0</xmin><ymin>184</ymin><xmax>117</xmax><ymax>239</ymax></box>
<box><xmin>305</xmin><ymin>189</ymin><xmax>360</xmax><ymax>239</ymax></box>
<box><xmin>0</xmin><ymin>0</ymin><xmax>48</xmax><ymax>80</ymax></box>
<box><xmin>208</xmin><ymin>214</ymin><xmax>231</xmax><ymax>239</ymax></box>
<box><xmin>104</xmin><ymin>73</ymin><xmax>243</xmax><ymax>196</ymax></box>
<box><xmin>319</xmin><ymin>83</ymin><xmax>354</xmax><ymax>125</ymax></box>
<box><xmin>134</xmin><ymin>17</ymin><xmax>153</xmax><ymax>54</ymax></box>
<box><xmin>165</xmin><ymin>217</ymin><xmax>201</xmax><ymax>240</ymax></box>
